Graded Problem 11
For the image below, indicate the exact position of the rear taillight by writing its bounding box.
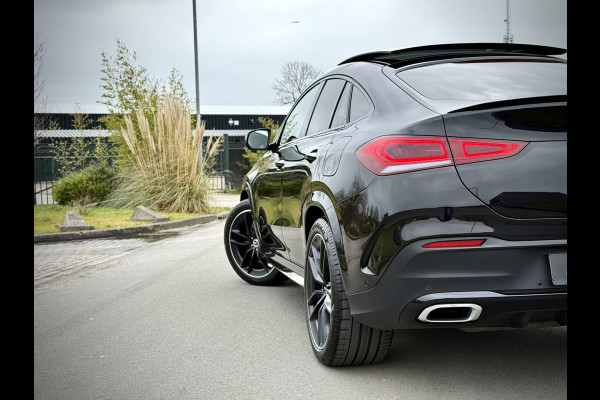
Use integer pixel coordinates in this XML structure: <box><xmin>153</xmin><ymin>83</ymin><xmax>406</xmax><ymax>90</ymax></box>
<box><xmin>356</xmin><ymin>136</ymin><xmax>527</xmax><ymax>175</ymax></box>
<box><xmin>355</xmin><ymin>137</ymin><xmax>452</xmax><ymax>175</ymax></box>
<box><xmin>449</xmin><ymin>138</ymin><xmax>528</xmax><ymax>165</ymax></box>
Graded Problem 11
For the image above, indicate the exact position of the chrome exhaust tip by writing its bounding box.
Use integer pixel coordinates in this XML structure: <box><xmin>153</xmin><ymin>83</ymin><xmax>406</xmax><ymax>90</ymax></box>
<box><xmin>417</xmin><ymin>303</ymin><xmax>482</xmax><ymax>323</ymax></box>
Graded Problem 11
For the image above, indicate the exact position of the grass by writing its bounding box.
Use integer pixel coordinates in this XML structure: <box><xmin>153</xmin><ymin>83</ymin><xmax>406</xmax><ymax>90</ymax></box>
<box><xmin>34</xmin><ymin>204</ymin><xmax>230</xmax><ymax>235</ymax></box>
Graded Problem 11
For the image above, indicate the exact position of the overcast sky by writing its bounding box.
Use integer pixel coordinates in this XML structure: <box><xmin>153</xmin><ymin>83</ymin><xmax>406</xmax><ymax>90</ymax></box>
<box><xmin>34</xmin><ymin>0</ymin><xmax>566</xmax><ymax>109</ymax></box>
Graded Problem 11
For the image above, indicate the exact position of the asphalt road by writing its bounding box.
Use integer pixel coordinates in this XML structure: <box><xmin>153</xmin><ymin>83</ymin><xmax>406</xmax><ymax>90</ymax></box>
<box><xmin>34</xmin><ymin>220</ymin><xmax>567</xmax><ymax>400</ymax></box>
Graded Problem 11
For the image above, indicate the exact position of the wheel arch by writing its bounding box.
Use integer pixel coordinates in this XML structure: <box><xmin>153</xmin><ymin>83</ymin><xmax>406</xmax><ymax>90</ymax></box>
<box><xmin>303</xmin><ymin>190</ymin><xmax>348</xmax><ymax>274</ymax></box>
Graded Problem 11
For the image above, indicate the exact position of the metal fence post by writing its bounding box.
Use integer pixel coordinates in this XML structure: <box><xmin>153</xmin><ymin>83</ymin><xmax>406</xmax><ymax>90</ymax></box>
<box><xmin>223</xmin><ymin>133</ymin><xmax>230</xmax><ymax>188</ymax></box>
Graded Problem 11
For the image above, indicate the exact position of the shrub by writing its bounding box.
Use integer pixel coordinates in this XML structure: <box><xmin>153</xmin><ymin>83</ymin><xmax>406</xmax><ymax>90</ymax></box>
<box><xmin>103</xmin><ymin>96</ymin><xmax>222</xmax><ymax>213</ymax></box>
<box><xmin>53</xmin><ymin>165</ymin><xmax>117</xmax><ymax>206</ymax></box>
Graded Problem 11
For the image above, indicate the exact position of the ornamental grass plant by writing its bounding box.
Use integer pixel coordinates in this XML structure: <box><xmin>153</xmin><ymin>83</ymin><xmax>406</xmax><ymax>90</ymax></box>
<box><xmin>104</xmin><ymin>96</ymin><xmax>222</xmax><ymax>213</ymax></box>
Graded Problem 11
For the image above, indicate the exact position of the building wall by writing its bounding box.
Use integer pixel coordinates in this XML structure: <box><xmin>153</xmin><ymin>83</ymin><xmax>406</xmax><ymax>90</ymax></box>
<box><xmin>34</xmin><ymin>111</ymin><xmax>287</xmax><ymax>187</ymax></box>
<box><xmin>37</xmin><ymin>113</ymin><xmax>286</xmax><ymax>130</ymax></box>
<box><xmin>201</xmin><ymin>114</ymin><xmax>285</xmax><ymax>130</ymax></box>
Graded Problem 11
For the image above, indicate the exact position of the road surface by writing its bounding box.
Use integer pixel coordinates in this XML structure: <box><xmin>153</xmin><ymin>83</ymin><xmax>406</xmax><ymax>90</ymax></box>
<box><xmin>34</xmin><ymin>220</ymin><xmax>567</xmax><ymax>400</ymax></box>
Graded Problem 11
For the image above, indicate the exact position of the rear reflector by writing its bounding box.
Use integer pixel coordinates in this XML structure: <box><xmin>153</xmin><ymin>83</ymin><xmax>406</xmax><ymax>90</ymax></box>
<box><xmin>356</xmin><ymin>136</ymin><xmax>528</xmax><ymax>175</ymax></box>
<box><xmin>422</xmin><ymin>239</ymin><xmax>486</xmax><ymax>248</ymax></box>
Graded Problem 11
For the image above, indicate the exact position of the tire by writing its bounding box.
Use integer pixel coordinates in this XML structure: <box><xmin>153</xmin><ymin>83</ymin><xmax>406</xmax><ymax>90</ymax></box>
<box><xmin>224</xmin><ymin>199</ymin><xmax>288</xmax><ymax>285</ymax></box>
<box><xmin>305</xmin><ymin>218</ymin><xmax>393</xmax><ymax>366</ymax></box>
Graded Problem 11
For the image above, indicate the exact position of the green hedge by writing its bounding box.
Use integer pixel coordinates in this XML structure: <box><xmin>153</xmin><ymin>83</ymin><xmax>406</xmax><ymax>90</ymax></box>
<box><xmin>53</xmin><ymin>165</ymin><xmax>117</xmax><ymax>205</ymax></box>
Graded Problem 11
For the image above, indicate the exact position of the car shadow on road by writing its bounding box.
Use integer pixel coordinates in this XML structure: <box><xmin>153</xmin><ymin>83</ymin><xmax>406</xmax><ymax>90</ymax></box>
<box><xmin>336</xmin><ymin>326</ymin><xmax>567</xmax><ymax>396</ymax></box>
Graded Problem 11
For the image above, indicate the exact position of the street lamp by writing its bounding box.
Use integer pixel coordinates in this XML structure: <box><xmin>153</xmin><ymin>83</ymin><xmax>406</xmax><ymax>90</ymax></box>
<box><xmin>193</xmin><ymin>0</ymin><xmax>202</xmax><ymax>166</ymax></box>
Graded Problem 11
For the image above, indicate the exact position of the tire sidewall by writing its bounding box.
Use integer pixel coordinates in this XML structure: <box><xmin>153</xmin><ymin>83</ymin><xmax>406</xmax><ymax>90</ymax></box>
<box><xmin>304</xmin><ymin>218</ymin><xmax>344</xmax><ymax>363</ymax></box>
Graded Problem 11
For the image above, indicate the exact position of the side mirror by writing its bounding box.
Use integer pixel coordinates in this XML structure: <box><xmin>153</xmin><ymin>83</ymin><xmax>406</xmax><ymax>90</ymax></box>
<box><xmin>246</xmin><ymin>129</ymin><xmax>271</xmax><ymax>150</ymax></box>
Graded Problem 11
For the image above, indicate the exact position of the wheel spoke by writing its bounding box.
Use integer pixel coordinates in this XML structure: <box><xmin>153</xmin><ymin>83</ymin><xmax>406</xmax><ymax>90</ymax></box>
<box><xmin>255</xmin><ymin>250</ymin><xmax>271</xmax><ymax>271</ymax></box>
<box><xmin>230</xmin><ymin>235</ymin><xmax>251</xmax><ymax>247</ymax></box>
<box><xmin>317</xmin><ymin>303</ymin><xmax>330</xmax><ymax>345</ymax></box>
<box><xmin>324</xmin><ymin>294</ymin><xmax>332</xmax><ymax>313</ymax></box>
<box><xmin>231</xmin><ymin>239</ymin><xmax>251</xmax><ymax>246</ymax></box>
<box><xmin>243</xmin><ymin>213</ymin><xmax>252</xmax><ymax>236</ymax></box>
<box><xmin>231</xmin><ymin>229</ymin><xmax>250</xmax><ymax>241</ymax></box>
<box><xmin>308</xmin><ymin>244</ymin><xmax>324</xmax><ymax>285</ymax></box>
<box><xmin>308</xmin><ymin>290</ymin><xmax>325</xmax><ymax>320</ymax></box>
<box><xmin>260</xmin><ymin>225</ymin><xmax>269</xmax><ymax>239</ymax></box>
<box><xmin>241</xmin><ymin>248</ymin><xmax>254</xmax><ymax>272</ymax></box>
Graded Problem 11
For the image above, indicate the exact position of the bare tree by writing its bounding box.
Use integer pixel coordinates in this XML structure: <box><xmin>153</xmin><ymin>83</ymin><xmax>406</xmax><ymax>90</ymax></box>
<box><xmin>34</xmin><ymin>40</ymin><xmax>47</xmax><ymax>143</ymax></box>
<box><xmin>272</xmin><ymin>60</ymin><xmax>321</xmax><ymax>105</ymax></box>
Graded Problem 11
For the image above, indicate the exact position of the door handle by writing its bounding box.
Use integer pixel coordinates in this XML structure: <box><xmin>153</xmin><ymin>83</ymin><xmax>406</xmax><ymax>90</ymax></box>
<box><xmin>275</xmin><ymin>160</ymin><xmax>285</xmax><ymax>169</ymax></box>
<box><xmin>304</xmin><ymin>149</ymin><xmax>318</xmax><ymax>162</ymax></box>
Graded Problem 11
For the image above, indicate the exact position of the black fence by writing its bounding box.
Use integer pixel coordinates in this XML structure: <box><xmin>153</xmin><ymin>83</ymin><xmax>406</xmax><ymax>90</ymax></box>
<box><xmin>34</xmin><ymin>135</ymin><xmax>250</xmax><ymax>205</ymax></box>
<box><xmin>34</xmin><ymin>180</ymin><xmax>56</xmax><ymax>205</ymax></box>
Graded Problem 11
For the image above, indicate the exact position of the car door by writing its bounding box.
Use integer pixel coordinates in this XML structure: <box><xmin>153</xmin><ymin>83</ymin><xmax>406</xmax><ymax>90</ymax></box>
<box><xmin>251</xmin><ymin>82</ymin><xmax>323</xmax><ymax>263</ymax></box>
<box><xmin>278</xmin><ymin>78</ymin><xmax>350</xmax><ymax>265</ymax></box>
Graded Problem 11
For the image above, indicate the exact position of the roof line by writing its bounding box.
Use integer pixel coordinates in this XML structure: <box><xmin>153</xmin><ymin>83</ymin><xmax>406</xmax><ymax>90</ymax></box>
<box><xmin>338</xmin><ymin>43</ymin><xmax>567</xmax><ymax>66</ymax></box>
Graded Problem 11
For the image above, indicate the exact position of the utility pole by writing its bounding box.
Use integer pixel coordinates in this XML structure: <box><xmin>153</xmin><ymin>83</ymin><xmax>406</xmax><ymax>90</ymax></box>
<box><xmin>503</xmin><ymin>0</ymin><xmax>513</xmax><ymax>43</ymax></box>
<box><xmin>193</xmin><ymin>0</ymin><xmax>202</xmax><ymax>166</ymax></box>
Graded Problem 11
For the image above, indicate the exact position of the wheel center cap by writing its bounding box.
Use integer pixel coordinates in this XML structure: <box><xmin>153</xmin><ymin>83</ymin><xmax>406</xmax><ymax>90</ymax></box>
<box><xmin>252</xmin><ymin>239</ymin><xmax>260</xmax><ymax>248</ymax></box>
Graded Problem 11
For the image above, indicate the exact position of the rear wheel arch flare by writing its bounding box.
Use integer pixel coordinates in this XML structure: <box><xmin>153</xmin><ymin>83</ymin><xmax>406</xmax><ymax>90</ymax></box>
<box><xmin>305</xmin><ymin>205</ymin><xmax>327</xmax><ymax>243</ymax></box>
<box><xmin>304</xmin><ymin>191</ymin><xmax>348</xmax><ymax>273</ymax></box>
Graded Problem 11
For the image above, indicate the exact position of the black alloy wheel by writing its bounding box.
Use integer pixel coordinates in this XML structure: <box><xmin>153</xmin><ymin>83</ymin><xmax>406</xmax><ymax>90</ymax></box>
<box><xmin>306</xmin><ymin>232</ymin><xmax>332</xmax><ymax>350</ymax></box>
<box><xmin>305</xmin><ymin>218</ymin><xmax>394</xmax><ymax>366</ymax></box>
<box><xmin>224</xmin><ymin>199</ymin><xmax>287</xmax><ymax>285</ymax></box>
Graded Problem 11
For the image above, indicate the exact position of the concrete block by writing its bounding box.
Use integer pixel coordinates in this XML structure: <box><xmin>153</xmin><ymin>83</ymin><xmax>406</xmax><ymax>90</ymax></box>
<box><xmin>130</xmin><ymin>206</ymin><xmax>170</xmax><ymax>222</ymax></box>
<box><xmin>57</xmin><ymin>211</ymin><xmax>94</xmax><ymax>232</ymax></box>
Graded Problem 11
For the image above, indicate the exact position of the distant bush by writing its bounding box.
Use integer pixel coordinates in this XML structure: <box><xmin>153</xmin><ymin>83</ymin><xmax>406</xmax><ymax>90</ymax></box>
<box><xmin>53</xmin><ymin>165</ymin><xmax>117</xmax><ymax>206</ymax></box>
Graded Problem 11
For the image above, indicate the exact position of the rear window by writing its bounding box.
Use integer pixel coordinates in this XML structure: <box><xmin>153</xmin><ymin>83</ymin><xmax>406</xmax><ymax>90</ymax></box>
<box><xmin>397</xmin><ymin>60</ymin><xmax>567</xmax><ymax>101</ymax></box>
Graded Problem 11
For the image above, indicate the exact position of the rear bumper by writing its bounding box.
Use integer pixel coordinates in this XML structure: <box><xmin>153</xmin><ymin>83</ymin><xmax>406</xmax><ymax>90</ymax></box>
<box><xmin>401</xmin><ymin>290</ymin><xmax>566</xmax><ymax>328</ymax></box>
<box><xmin>346</xmin><ymin>237</ymin><xmax>567</xmax><ymax>330</ymax></box>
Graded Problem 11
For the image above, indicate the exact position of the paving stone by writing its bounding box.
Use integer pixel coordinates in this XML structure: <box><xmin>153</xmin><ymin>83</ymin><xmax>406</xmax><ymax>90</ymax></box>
<box><xmin>129</xmin><ymin>206</ymin><xmax>170</xmax><ymax>222</ymax></box>
<box><xmin>57</xmin><ymin>211</ymin><xmax>94</xmax><ymax>232</ymax></box>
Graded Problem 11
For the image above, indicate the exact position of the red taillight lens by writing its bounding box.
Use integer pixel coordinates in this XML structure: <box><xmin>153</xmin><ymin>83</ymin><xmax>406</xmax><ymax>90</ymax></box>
<box><xmin>356</xmin><ymin>136</ymin><xmax>528</xmax><ymax>175</ymax></box>
<box><xmin>449</xmin><ymin>138</ymin><xmax>527</xmax><ymax>165</ymax></box>
<box><xmin>356</xmin><ymin>137</ymin><xmax>453</xmax><ymax>175</ymax></box>
<box><xmin>422</xmin><ymin>239</ymin><xmax>486</xmax><ymax>248</ymax></box>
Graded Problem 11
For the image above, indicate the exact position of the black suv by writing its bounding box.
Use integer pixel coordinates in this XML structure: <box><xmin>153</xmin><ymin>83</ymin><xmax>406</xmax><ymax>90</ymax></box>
<box><xmin>224</xmin><ymin>43</ymin><xmax>567</xmax><ymax>366</ymax></box>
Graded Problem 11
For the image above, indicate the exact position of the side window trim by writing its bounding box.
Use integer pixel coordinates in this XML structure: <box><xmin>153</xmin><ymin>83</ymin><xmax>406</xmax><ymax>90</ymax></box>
<box><xmin>274</xmin><ymin>75</ymin><xmax>375</xmax><ymax>144</ymax></box>
<box><xmin>328</xmin><ymin>81</ymin><xmax>349</xmax><ymax>130</ymax></box>
<box><xmin>301</xmin><ymin>82</ymin><xmax>327</xmax><ymax>139</ymax></box>
<box><xmin>275</xmin><ymin>81</ymin><xmax>323</xmax><ymax>146</ymax></box>
<box><xmin>348</xmin><ymin>83</ymin><xmax>374</xmax><ymax>124</ymax></box>
<box><xmin>306</xmin><ymin>78</ymin><xmax>348</xmax><ymax>136</ymax></box>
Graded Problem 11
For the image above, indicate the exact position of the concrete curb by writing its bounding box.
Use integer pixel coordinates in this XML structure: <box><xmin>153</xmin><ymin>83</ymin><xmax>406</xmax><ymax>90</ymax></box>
<box><xmin>34</xmin><ymin>211</ymin><xmax>230</xmax><ymax>243</ymax></box>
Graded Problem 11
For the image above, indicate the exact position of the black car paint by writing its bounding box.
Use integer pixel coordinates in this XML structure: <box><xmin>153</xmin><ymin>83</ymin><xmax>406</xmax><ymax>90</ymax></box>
<box><xmin>240</xmin><ymin>52</ymin><xmax>566</xmax><ymax>330</ymax></box>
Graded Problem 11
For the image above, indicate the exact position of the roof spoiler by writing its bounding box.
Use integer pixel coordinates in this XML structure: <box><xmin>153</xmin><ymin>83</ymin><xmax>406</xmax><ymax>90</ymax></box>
<box><xmin>338</xmin><ymin>43</ymin><xmax>566</xmax><ymax>66</ymax></box>
<box><xmin>448</xmin><ymin>95</ymin><xmax>567</xmax><ymax>114</ymax></box>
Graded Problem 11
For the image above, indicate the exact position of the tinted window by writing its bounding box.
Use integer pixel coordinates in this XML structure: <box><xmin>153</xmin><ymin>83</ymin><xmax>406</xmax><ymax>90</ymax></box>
<box><xmin>397</xmin><ymin>61</ymin><xmax>567</xmax><ymax>101</ymax></box>
<box><xmin>350</xmin><ymin>86</ymin><xmax>371</xmax><ymax>122</ymax></box>
<box><xmin>330</xmin><ymin>82</ymin><xmax>351</xmax><ymax>129</ymax></box>
<box><xmin>306</xmin><ymin>79</ymin><xmax>346</xmax><ymax>136</ymax></box>
<box><xmin>280</xmin><ymin>83</ymin><xmax>321</xmax><ymax>144</ymax></box>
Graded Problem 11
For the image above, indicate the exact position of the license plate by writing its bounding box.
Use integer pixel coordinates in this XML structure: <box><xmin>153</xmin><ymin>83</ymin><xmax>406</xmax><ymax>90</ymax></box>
<box><xmin>548</xmin><ymin>253</ymin><xmax>567</xmax><ymax>285</ymax></box>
